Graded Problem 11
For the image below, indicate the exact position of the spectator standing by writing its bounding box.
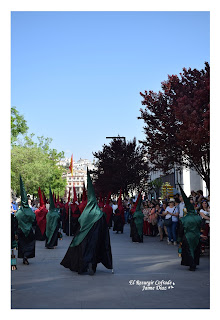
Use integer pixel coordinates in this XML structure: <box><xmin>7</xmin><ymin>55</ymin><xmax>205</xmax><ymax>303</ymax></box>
<box><xmin>157</xmin><ymin>202</ymin><xmax>167</xmax><ymax>241</ymax></box>
<box><xmin>124</xmin><ymin>198</ymin><xmax>130</xmax><ymax>224</ymax></box>
<box><xmin>173</xmin><ymin>199</ymin><xmax>180</xmax><ymax>244</ymax></box>
<box><xmin>112</xmin><ymin>201</ymin><xmax>118</xmax><ymax>214</ymax></box>
<box><xmin>11</xmin><ymin>198</ymin><xmax>17</xmax><ymax>215</ymax></box>
<box><xmin>174</xmin><ymin>193</ymin><xmax>180</xmax><ymax>201</ymax></box>
<box><xmin>143</xmin><ymin>203</ymin><xmax>150</xmax><ymax>236</ymax></box>
<box><xmin>196</xmin><ymin>190</ymin><xmax>204</xmax><ymax>209</ymax></box>
<box><xmin>163</xmin><ymin>199</ymin><xmax>179</xmax><ymax>245</ymax></box>
<box><xmin>191</xmin><ymin>190</ymin><xmax>197</xmax><ymax>203</ymax></box>
<box><xmin>199</xmin><ymin>200</ymin><xmax>210</xmax><ymax>254</ymax></box>
<box><xmin>179</xmin><ymin>195</ymin><xmax>185</xmax><ymax>219</ymax></box>
<box><xmin>199</xmin><ymin>200</ymin><xmax>210</xmax><ymax>236</ymax></box>
<box><xmin>149</xmin><ymin>202</ymin><xmax>157</xmax><ymax>236</ymax></box>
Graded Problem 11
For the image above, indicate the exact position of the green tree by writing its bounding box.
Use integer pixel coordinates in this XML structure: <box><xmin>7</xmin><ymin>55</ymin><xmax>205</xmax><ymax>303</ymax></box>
<box><xmin>148</xmin><ymin>178</ymin><xmax>163</xmax><ymax>198</ymax></box>
<box><xmin>11</xmin><ymin>135</ymin><xmax>67</xmax><ymax>198</ymax></box>
<box><xmin>11</xmin><ymin>107</ymin><xmax>29</xmax><ymax>145</ymax></box>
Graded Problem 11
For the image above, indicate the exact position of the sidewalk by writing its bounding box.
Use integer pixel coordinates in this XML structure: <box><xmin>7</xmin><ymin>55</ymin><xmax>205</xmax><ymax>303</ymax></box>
<box><xmin>11</xmin><ymin>224</ymin><xmax>210</xmax><ymax>309</ymax></box>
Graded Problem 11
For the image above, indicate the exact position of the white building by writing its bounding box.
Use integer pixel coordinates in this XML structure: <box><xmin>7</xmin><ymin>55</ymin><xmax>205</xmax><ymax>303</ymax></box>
<box><xmin>57</xmin><ymin>158</ymin><xmax>70</xmax><ymax>167</ymax></box>
<box><xmin>63</xmin><ymin>169</ymin><xmax>86</xmax><ymax>201</ymax></box>
<box><xmin>73</xmin><ymin>158</ymin><xmax>95</xmax><ymax>171</ymax></box>
<box><xmin>60</xmin><ymin>158</ymin><xmax>96</xmax><ymax>201</ymax></box>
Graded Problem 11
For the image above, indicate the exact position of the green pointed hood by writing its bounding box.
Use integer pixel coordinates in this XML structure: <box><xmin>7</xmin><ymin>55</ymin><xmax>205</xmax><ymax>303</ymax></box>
<box><xmin>70</xmin><ymin>168</ymin><xmax>104</xmax><ymax>247</ymax></box>
<box><xmin>20</xmin><ymin>175</ymin><xmax>29</xmax><ymax>208</ymax></box>
<box><xmin>134</xmin><ymin>192</ymin><xmax>142</xmax><ymax>211</ymax></box>
<box><xmin>178</xmin><ymin>183</ymin><xmax>196</xmax><ymax>215</ymax></box>
<box><xmin>86</xmin><ymin>168</ymin><xmax>97</xmax><ymax>205</ymax></box>
<box><xmin>178</xmin><ymin>183</ymin><xmax>201</xmax><ymax>258</ymax></box>
<box><xmin>15</xmin><ymin>175</ymin><xmax>35</xmax><ymax>237</ymax></box>
<box><xmin>46</xmin><ymin>187</ymin><xmax>60</xmax><ymax>244</ymax></box>
<box><xmin>49</xmin><ymin>187</ymin><xmax>55</xmax><ymax>210</ymax></box>
<box><xmin>133</xmin><ymin>192</ymin><xmax>144</xmax><ymax>237</ymax></box>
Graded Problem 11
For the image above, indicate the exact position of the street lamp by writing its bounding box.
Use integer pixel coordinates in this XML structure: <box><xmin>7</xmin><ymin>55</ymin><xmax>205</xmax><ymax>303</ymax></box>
<box><xmin>106</xmin><ymin>136</ymin><xmax>126</xmax><ymax>142</ymax></box>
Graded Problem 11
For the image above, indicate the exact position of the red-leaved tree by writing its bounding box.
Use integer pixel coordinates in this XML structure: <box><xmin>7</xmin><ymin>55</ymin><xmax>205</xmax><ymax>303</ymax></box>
<box><xmin>138</xmin><ymin>62</ymin><xmax>210</xmax><ymax>192</ymax></box>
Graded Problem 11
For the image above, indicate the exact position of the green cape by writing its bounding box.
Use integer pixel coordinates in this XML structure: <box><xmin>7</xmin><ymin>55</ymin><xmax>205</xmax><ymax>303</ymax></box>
<box><xmin>15</xmin><ymin>176</ymin><xmax>35</xmax><ymax>237</ymax></box>
<box><xmin>178</xmin><ymin>184</ymin><xmax>201</xmax><ymax>258</ymax></box>
<box><xmin>133</xmin><ymin>193</ymin><xmax>144</xmax><ymax>237</ymax></box>
<box><xmin>46</xmin><ymin>188</ymin><xmax>60</xmax><ymax>244</ymax></box>
<box><xmin>70</xmin><ymin>168</ymin><xmax>104</xmax><ymax>247</ymax></box>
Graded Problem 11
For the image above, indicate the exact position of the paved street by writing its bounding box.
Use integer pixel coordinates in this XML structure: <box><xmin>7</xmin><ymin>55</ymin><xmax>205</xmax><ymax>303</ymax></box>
<box><xmin>11</xmin><ymin>224</ymin><xmax>210</xmax><ymax>309</ymax></box>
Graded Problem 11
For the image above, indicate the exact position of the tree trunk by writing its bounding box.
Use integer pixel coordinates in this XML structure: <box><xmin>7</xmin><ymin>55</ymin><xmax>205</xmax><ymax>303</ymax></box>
<box><xmin>204</xmin><ymin>176</ymin><xmax>210</xmax><ymax>195</ymax></box>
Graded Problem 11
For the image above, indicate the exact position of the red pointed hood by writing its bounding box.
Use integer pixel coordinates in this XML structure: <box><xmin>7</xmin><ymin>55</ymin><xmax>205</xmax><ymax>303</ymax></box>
<box><xmin>117</xmin><ymin>189</ymin><xmax>124</xmax><ymax>223</ymax></box>
<box><xmin>38</xmin><ymin>187</ymin><xmax>44</xmax><ymax>208</ymax></box>
<box><xmin>55</xmin><ymin>193</ymin><xmax>62</xmax><ymax>208</ymax></box>
<box><xmin>73</xmin><ymin>185</ymin><xmax>78</xmax><ymax>203</ymax></box>
<box><xmin>42</xmin><ymin>191</ymin><xmax>47</xmax><ymax>205</ymax></box>
<box><xmin>35</xmin><ymin>189</ymin><xmax>48</xmax><ymax>235</ymax></box>
<box><xmin>82</xmin><ymin>184</ymin><xmax>87</xmax><ymax>201</ymax></box>
<box><xmin>117</xmin><ymin>189</ymin><xmax>123</xmax><ymax>208</ymax></box>
<box><xmin>65</xmin><ymin>189</ymin><xmax>71</xmax><ymax>218</ymax></box>
<box><xmin>106</xmin><ymin>192</ymin><xmax>111</xmax><ymax>205</ymax></box>
<box><xmin>79</xmin><ymin>185</ymin><xmax>87</xmax><ymax>213</ymax></box>
<box><xmin>98</xmin><ymin>193</ymin><xmax>104</xmax><ymax>208</ymax></box>
<box><xmin>131</xmin><ymin>192</ymin><xmax>141</xmax><ymax>214</ymax></box>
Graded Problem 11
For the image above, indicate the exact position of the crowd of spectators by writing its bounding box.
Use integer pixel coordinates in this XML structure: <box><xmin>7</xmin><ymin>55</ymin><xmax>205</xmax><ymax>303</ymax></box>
<box><xmin>117</xmin><ymin>189</ymin><xmax>210</xmax><ymax>252</ymax></box>
<box><xmin>11</xmin><ymin>188</ymin><xmax>210</xmax><ymax>253</ymax></box>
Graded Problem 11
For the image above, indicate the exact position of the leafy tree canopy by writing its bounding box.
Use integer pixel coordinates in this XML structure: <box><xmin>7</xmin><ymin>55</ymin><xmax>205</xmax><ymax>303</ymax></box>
<box><xmin>91</xmin><ymin>136</ymin><xmax>149</xmax><ymax>197</ymax></box>
<box><xmin>11</xmin><ymin>108</ymin><xmax>67</xmax><ymax>198</ymax></box>
<box><xmin>11</xmin><ymin>107</ymin><xmax>29</xmax><ymax>145</ymax></box>
<box><xmin>138</xmin><ymin>62</ymin><xmax>210</xmax><ymax>192</ymax></box>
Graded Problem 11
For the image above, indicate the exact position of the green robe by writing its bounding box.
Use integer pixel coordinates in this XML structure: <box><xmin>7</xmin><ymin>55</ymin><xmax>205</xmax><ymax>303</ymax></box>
<box><xmin>179</xmin><ymin>214</ymin><xmax>201</xmax><ymax>258</ymax></box>
<box><xmin>46</xmin><ymin>208</ymin><xmax>60</xmax><ymax>244</ymax></box>
<box><xmin>16</xmin><ymin>207</ymin><xmax>36</xmax><ymax>237</ymax></box>
<box><xmin>70</xmin><ymin>169</ymin><xmax>103</xmax><ymax>247</ymax></box>
<box><xmin>15</xmin><ymin>176</ymin><xmax>35</xmax><ymax>237</ymax></box>
<box><xmin>178</xmin><ymin>183</ymin><xmax>202</xmax><ymax>259</ymax></box>
<box><xmin>133</xmin><ymin>193</ymin><xmax>144</xmax><ymax>238</ymax></box>
<box><xmin>133</xmin><ymin>209</ymin><xmax>144</xmax><ymax>237</ymax></box>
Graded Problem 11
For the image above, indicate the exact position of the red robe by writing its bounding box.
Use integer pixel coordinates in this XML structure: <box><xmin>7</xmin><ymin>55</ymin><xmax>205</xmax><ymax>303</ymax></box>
<box><xmin>79</xmin><ymin>185</ymin><xmax>87</xmax><ymax>213</ymax></box>
<box><xmin>118</xmin><ymin>189</ymin><xmax>125</xmax><ymax>224</ymax></box>
<box><xmin>35</xmin><ymin>206</ymin><xmax>48</xmax><ymax>235</ymax></box>
<box><xmin>103</xmin><ymin>192</ymin><xmax>113</xmax><ymax>225</ymax></box>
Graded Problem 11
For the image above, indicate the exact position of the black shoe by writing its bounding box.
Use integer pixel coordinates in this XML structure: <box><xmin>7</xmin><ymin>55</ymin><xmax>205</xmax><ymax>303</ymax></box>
<box><xmin>23</xmin><ymin>258</ymin><xmax>29</xmax><ymax>265</ymax></box>
<box><xmin>88</xmin><ymin>262</ymin><xmax>94</xmax><ymax>276</ymax></box>
<box><xmin>189</xmin><ymin>267</ymin><xmax>196</xmax><ymax>271</ymax></box>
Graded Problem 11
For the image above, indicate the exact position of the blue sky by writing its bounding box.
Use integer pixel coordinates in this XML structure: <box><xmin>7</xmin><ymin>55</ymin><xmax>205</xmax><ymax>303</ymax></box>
<box><xmin>11</xmin><ymin>11</ymin><xmax>210</xmax><ymax>162</ymax></box>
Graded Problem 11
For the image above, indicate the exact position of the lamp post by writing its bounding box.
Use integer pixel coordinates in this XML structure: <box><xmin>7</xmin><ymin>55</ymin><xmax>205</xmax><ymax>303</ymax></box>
<box><xmin>106</xmin><ymin>136</ymin><xmax>126</xmax><ymax>142</ymax></box>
